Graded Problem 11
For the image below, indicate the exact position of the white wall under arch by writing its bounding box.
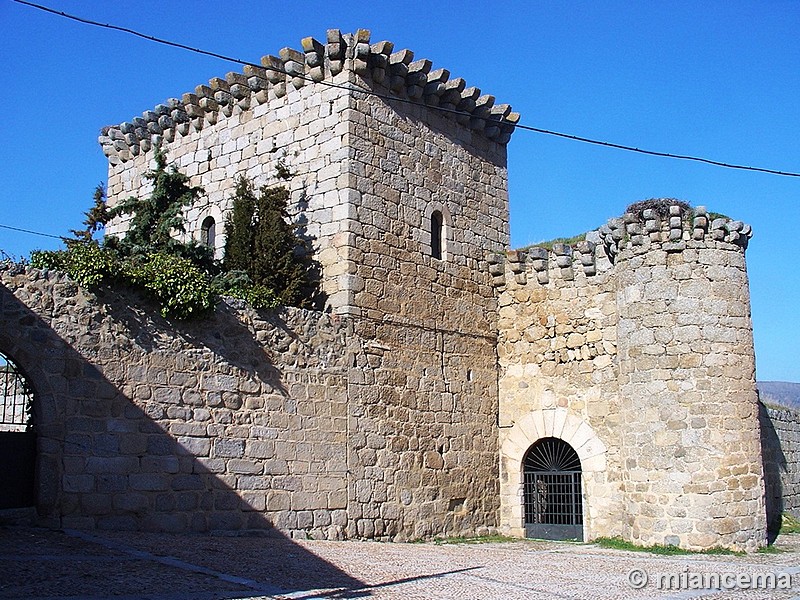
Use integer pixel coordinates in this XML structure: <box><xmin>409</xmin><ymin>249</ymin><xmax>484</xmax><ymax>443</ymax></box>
<box><xmin>499</xmin><ymin>408</ymin><xmax>608</xmax><ymax>539</ymax></box>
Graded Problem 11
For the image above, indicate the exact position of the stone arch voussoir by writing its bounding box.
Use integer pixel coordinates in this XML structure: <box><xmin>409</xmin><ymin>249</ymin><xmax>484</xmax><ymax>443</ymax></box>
<box><xmin>499</xmin><ymin>408</ymin><xmax>608</xmax><ymax>537</ymax></box>
<box><xmin>501</xmin><ymin>408</ymin><xmax>607</xmax><ymax>475</ymax></box>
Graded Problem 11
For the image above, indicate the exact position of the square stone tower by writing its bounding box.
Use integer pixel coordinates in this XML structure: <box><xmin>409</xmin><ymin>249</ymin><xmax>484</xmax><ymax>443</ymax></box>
<box><xmin>102</xmin><ymin>30</ymin><xmax>517</xmax><ymax>319</ymax></box>
<box><xmin>100</xmin><ymin>30</ymin><xmax>518</xmax><ymax>539</ymax></box>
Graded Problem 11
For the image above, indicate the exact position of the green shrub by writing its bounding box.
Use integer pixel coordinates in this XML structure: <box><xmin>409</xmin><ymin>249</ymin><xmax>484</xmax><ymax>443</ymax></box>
<box><xmin>107</xmin><ymin>148</ymin><xmax>207</xmax><ymax>261</ymax></box>
<box><xmin>127</xmin><ymin>253</ymin><xmax>214</xmax><ymax>320</ymax></box>
<box><xmin>212</xmin><ymin>270</ymin><xmax>280</xmax><ymax>310</ymax></box>
<box><xmin>626</xmin><ymin>198</ymin><xmax>691</xmax><ymax>219</ymax></box>
<box><xmin>30</xmin><ymin>250</ymin><xmax>66</xmax><ymax>271</ymax></box>
<box><xmin>34</xmin><ymin>153</ymin><xmax>310</xmax><ymax>319</ymax></box>
<box><xmin>31</xmin><ymin>244</ymin><xmax>119</xmax><ymax>288</ymax></box>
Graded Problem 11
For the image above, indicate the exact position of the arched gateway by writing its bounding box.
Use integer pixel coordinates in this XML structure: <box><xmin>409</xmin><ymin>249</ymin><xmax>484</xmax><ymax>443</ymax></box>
<box><xmin>523</xmin><ymin>437</ymin><xmax>583</xmax><ymax>541</ymax></box>
<box><xmin>0</xmin><ymin>350</ymin><xmax>36</xmax><ymax>509</ymax></box>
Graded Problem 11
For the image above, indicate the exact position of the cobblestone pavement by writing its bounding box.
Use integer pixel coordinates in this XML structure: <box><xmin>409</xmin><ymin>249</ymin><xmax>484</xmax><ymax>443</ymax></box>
<box><xmin>0</xmin><ymin>527</ymin><xmax>798</xmax><ymax>600</ymax></box>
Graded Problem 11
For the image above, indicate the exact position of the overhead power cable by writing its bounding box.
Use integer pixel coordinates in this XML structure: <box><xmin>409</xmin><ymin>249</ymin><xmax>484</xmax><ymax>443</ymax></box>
<box><xmin>12</xmin><ymin>0</ymin><xmax>800</xmax><ymax>178</ymax></box>
<box><xmin>0</xmin><ymin>223</ymin><xmax>66</xmax><ymax>240</ymax></box>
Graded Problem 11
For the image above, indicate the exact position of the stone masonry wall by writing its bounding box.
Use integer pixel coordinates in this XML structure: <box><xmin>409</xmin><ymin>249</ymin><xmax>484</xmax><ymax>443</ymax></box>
<box><xmin>1</xmin><ymin>263</ymin><xmax>504</xmax><ymax>541</ymax></box>
<box><xmin>494</xmin><ymin>245</ymin><xmax>623</xmax><ymax>540</ymax></box>
<box><xmin>614</xmin><ymin>206</ymin><xmax>765</xmax><ymax>552</ymax></box>
<box><xmin>492</xmin><ymin>203</ymin><xmax>767</xmax><ymax>551</ymax></box>
<box><xmin>104</xmin><ymin>67</ymin><xmax>354</xmax><ymax>309</ymax></box>
<box><xmin>761</xmin><ymin>404</ymin><xmax>800</xmax><ymax>528</ymax></box>
<box><xmin>1</xmin><ymin>265</ymin><xmax>355</xmax><ymax>538</ymax></box>
<box><xmin>337</xmin><ymin>64</ymin><xmax>510</xmax><ymax>539</ymax></box>
<box><xmin>95</xmin><ymin>28</ymin><xmax>518</xmax><ymax>541</ymax></box>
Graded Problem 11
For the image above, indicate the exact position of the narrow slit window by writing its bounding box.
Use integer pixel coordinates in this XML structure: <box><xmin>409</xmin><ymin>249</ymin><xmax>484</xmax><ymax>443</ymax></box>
<box><xmin>431</xmin><ymin>210</ymin><xmax>443</xmax><ymax>260</ymax></box>
<box><xmin>201</xmin><ymin>216</ymin><xmax>216</xmax><ymax>248</ymax></box>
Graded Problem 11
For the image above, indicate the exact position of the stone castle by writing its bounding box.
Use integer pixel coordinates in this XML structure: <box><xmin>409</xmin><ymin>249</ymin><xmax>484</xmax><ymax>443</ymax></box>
<box><xmin>0</xmin><ymin>29</ymin><xmax>775</xmax><ymax>552</ymax></box>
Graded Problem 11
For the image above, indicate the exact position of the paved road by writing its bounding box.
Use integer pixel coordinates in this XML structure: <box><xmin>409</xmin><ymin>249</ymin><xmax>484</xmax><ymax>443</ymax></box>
<box><xmin>0</xmin><ymin>527</ymin><xmax>798</xmax><ymax>599</ymax></box>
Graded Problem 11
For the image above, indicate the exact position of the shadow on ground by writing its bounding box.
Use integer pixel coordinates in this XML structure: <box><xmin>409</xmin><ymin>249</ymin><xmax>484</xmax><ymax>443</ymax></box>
<box><xmin>0</xmin><ymin>526</ymin><xmax>479</xmax><ymax>599</ymax></box>
<box><xmin>0</xmin><ymin>280</ymin><xmax>360</xmax><ymax>597</ymax></box>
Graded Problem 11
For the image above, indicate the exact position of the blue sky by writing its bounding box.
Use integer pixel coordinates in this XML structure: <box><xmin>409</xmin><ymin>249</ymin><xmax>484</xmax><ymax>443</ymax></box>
<box><xmin>1</xmin><ymin>1</ymin><xmax>798</xmax><ymax>382</ymax></box>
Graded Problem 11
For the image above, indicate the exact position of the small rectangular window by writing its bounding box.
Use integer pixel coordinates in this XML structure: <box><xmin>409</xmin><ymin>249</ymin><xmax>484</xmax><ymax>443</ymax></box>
<box><xmin>431</xmin><ymin>211</ymin><xmax>443</xmax><ymax>260</ymax></box>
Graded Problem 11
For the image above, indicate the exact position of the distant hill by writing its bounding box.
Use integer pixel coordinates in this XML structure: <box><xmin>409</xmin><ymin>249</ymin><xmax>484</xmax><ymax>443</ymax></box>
<box><xmin>758</xmin><ymin>381</ymin><xmax>800</xmax><ymax>410</ymax></box>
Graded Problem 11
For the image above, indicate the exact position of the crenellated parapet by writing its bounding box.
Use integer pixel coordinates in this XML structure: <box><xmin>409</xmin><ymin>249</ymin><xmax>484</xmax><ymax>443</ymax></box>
<box><xmin>99</xmin><ymin>29</ymin><xmax>519</xmax><ymax>164</ymax></box>
<box><xmin>496</xmin><ymin>198</ymin><xmax>765</xmax><ymax>551</ymax></box>
<box><xmin>488</xmin><ymin>200</ymin><xmax>753</xmax><ymax>289</ymax></box>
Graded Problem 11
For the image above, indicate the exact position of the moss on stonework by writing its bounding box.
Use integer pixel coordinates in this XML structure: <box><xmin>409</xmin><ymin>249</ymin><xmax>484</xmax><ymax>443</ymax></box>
<box><xmin>781</xmin><ymin>512</ymin><xmax>800</xmax><ymax>534</ymax></box>
<box><xmin>518</xmin><ymin>233</ymin><xmax>586</xmax><ymax>252</ymax></box>
<box><xmin>593</xmin><ymin>537</ymin><xmax>744</xmax><ymax>556</ymax></box>
<box><xmin>431</xmin><ymin>534</ymin><xmax>520</xmax><ymax>545</ymax></box>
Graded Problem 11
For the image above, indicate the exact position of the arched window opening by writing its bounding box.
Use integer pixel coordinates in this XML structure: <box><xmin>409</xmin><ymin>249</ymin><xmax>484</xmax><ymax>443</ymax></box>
<box><xmin>201</xmin><ymin>216</ymin><xmax>216</xmax><ymax>248</ymax></box>
<box><xmin>523</xmin><ymin>437</ymin><xmax>583</xmax><ymax>541</ymax></box>
<box><xmin>0</xmin><ymin>350</ymin><xmax>36</xmax><ymax>509</ymax></box>
<box><xmin>431</xmin><ymin>210</ymin><xmax>443</xmax><ymax>260</ymax></box>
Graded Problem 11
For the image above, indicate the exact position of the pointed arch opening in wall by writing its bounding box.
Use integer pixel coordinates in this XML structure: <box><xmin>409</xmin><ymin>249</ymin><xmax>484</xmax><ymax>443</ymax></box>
<box><xmin>0</xmin><ymin>350</ymin><xmax>36</xmax><ymax>509</ymax></box>
<box><xmin>523</xmin><ymin>437</ymin><xmax>583</xmax><ymax>541</ymax></box>
<box><xmin>201</xmin><ymin>216</ymin><xmax>217</xmax><ymax>249</ymax></box>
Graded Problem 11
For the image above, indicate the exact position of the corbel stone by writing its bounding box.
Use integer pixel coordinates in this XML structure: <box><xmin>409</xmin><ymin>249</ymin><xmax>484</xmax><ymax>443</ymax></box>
<box><xmin>711</xmin><ymin>217</ymin><xmax>727</xmax><ymax>241</ymax></box>
<box><xmin>440</xmin><ymin>77</ymin><xmax>465</xmax><ymax>111</ymax></box>
<box><xmin>226</xmin><ymin>72</ymin><xmax>251</xmax><ymax>110</ymax></box>
<box><xmin>209</xmin><ymin>77</ymin><xmax>232</xmax><ymax>106</ymax></box>
<box><xmin>668</xmin><ymin>205</ymin><xmax>684</xmax><ymax>242</ymax></box>
<box><xmin>302</xmin><ymin>37</ymin><xmax>326</xmax><ymax>82</ymax></box>
<box><xmin>261</xmin><ymin>55</ymin><xmax>287</xmax><ymax>98</ymax></box>
<box><xmin>692</xmin><ymin>205</ymin><xmax>708</xmax><ymax>241</ymax></box>
<box><xmin>576</xmin><ymin>241</ymin><xmax>597</xmax><ymax>276</ymax></box>
<box><xmin>326</xmin><ymin>29</ymin><xmax>345</xmax><ymax>76</ymax></box>
<box><xmin>388</xmin><ymin>49</ymin><xmax>414</xmax><ymax>94</ymax></box>
<box><xmin>353</xmin><ymin>29</ymin><xmax>371</xmax><ymax>74</ymax></box>
<box><xmin>406</xmin><ymin>59</ymin><xmax>432</xmax><ymax>100</ymax></box>
<box><xmin>497</xmin><ymin>112</ymin><xmax>520</xmax><ymax>144</ymax></box>
<box><xmin>527</xmin><ymin>247</ymin><xmax>549</xmax><ymax>284</ymax></box>
<box><xmin>423</xmin><ymin>68</ymin><xmax>450</xmax><ymax>107</ymax></box>
<box><xmin>182</xmin><ymin>93</ymin><xmax>204</xmax><ymax>118</ymax></box>
<box><xmin>369</xmin><ymin>41</ymin><xmax>394</xmax><ymax>84</ymax></box>
<box><xmin>196</xmin><ymin>84</ymin><xmax>219</xmax><ymax>115</ymax></box>
<box><xmin>485</xmin><ymin>103</ymin><xmax>511</xmax><ymax>139</ymax></box>
<box><xmin>470</xmin><ymin>95</ymin><xmax>494</xmax><ymax>131</ymax></box>
<box><xmin>456</xmin><ymin>87</ymin><xmax>480</xmax><ymax>125</ymax></box>
<box><xmin>280</xmin><ymin>47</ymin><xmax>306</xmax><ymax>89</ymax></box>
<box><xmin>143</xmin><ymin>110</ymin><xmax>163</xmax><ymax>135</ymax></box>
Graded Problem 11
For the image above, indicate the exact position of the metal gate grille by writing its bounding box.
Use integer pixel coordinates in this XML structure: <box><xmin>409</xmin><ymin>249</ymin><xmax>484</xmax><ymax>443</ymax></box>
<box><xmin>1</xmin><ymin>352</ymin><xmax>33</xmax><ymax>431</ymax></box>
<box><xmin>1</xmin><ymin>351</ymin><xmax>35</xmax><ymax>509</ymax></box>
<box><xmin>523</xmin><ymin>437</ymin><xmax>583</xmax><ymax>541</ymax></box>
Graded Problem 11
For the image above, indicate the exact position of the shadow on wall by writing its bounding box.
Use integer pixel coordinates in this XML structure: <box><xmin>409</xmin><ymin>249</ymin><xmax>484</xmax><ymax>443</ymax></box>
<box><xmin>758</xmin><ymin>398</ymin><xmax>785</xmax><ymax>544</ymax></box>
<box><xmin>97</xmin><ymin>284</ymin><xmax>292</xmax><ymax>392</ymax></box>
<box><xmin>0</xmin><ymin>280</ymin><xmax>363</xmax><ymax>595</ymax></box>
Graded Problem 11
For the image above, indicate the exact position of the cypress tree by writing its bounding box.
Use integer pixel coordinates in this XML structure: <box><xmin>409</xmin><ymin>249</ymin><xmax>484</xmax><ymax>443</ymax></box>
<box><xmin>223</xmin><ymin>177</ymin><xmax>257</xmax><ymax>274</ymax></box>
<box><xmin>107</xmin><ymin>148</ymin><xmax>207</xmax><ymax>262</ymax></box>
<box><xmin>69</xmin><ymin>183</ymin><xmax>109</xmax><ymax>245</ymax></box>
<box><xmin>224</xmin><ymin>176</ymin><xmax>310</xmax><ymax>306</ymax></box>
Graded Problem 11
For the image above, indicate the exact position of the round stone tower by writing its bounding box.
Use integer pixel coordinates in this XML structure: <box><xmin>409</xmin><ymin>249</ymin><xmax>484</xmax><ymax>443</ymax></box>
<box><xmin>613</xmin><ymin>202</ymin><xmax>766</xmax><ymax>552</ymax></box>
